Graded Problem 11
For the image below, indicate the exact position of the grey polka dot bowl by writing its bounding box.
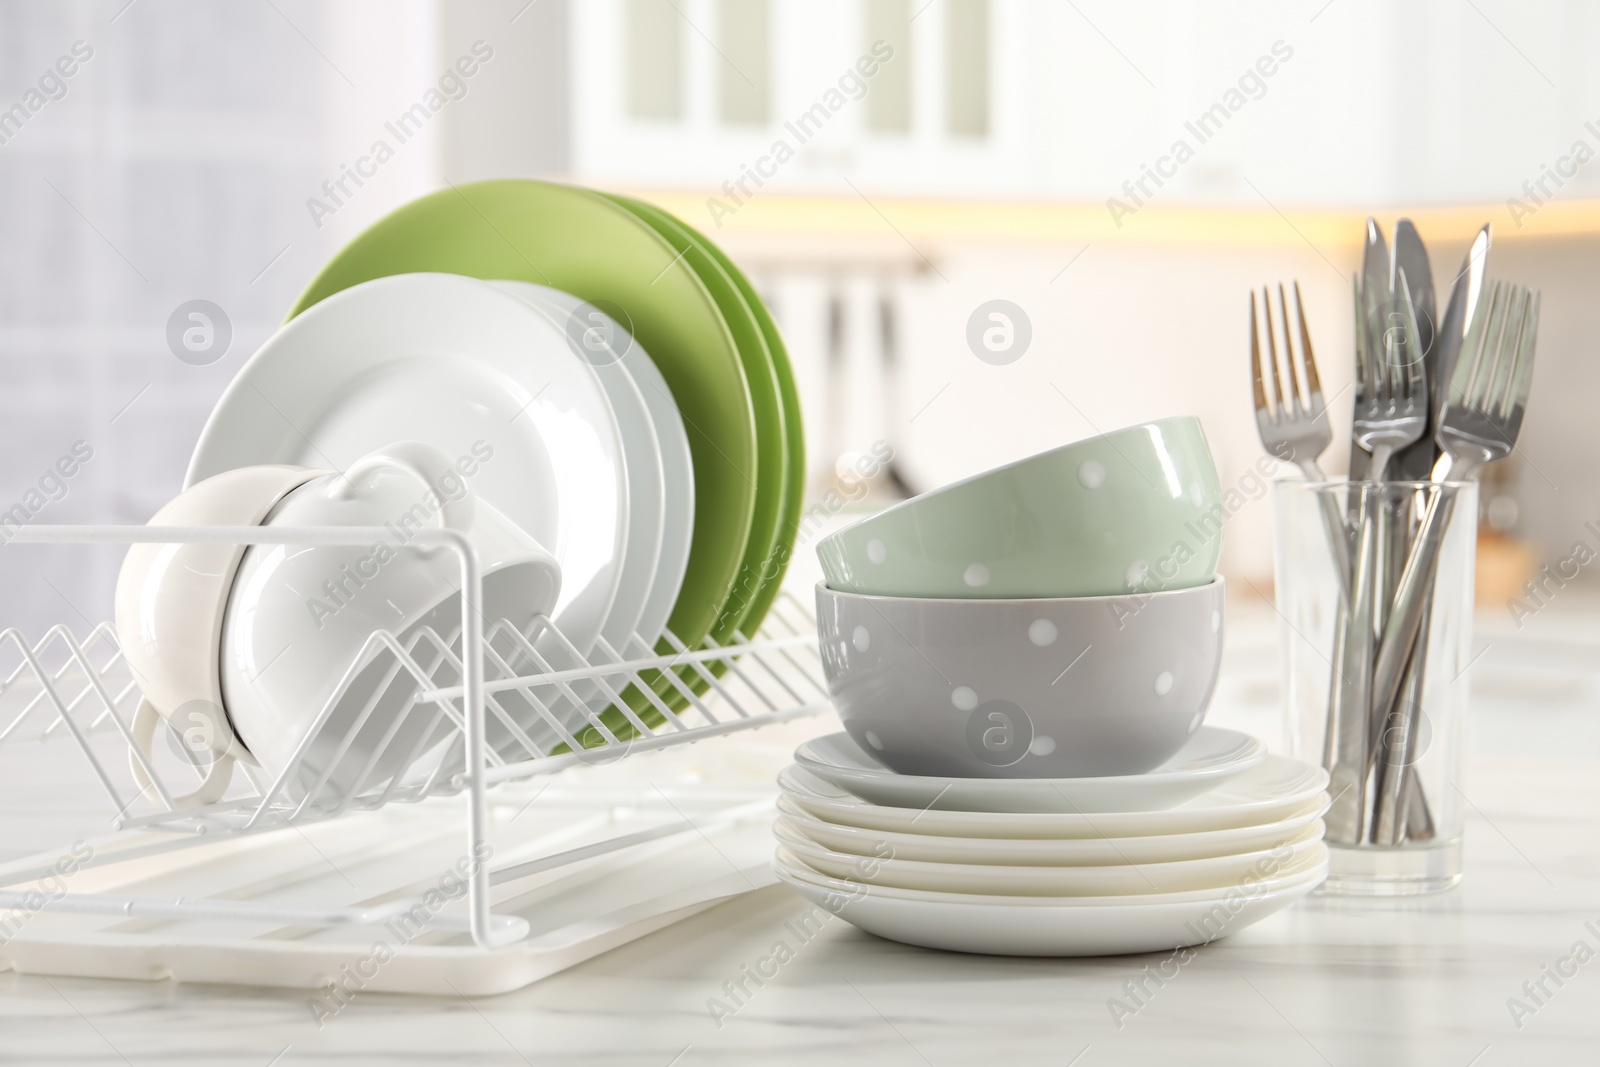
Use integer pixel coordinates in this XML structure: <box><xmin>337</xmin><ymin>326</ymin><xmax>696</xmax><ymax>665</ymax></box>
<box><xmin>816</xmin><ymin>416</ymin><xmax>1222</xmax><ymax>599</ymax></box>
<box><xmin>815</xmin><ymin>578</ymin><xmax>1225</xmax><ymax>779</ymax></box>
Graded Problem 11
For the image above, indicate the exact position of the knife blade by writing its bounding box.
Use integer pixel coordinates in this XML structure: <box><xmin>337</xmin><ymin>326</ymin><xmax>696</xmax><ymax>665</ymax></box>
<box><xmin>1433</xmin><ymin>225</ymin><xmax>1492</xmax><ymax>418</ymax></box>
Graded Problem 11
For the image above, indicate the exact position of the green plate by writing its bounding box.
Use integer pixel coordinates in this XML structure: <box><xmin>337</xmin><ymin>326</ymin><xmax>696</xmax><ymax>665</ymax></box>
<box><xmin>676</xmin><ymin>213</ymin><xmax>806</xmax><ymax>628</ymax></box>
<box><xmin>603</xmin><ymin>194</ymin><xmax>793</xmax><ymax>640</ymax></box>
<box><xmin>612</xmin><ymin>198</ymin><xmax>805</xmax><ymax>630</ymax></box>
<box><xmin>286</xmin><ymin>180</ymin><xmax>757</xmax><ymax>659</ymax></box>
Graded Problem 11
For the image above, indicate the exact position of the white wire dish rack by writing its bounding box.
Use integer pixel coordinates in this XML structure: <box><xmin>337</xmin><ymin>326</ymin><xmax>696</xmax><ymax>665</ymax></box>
<box><xmin>0</xmin><ymin>525</ymin><xmax>828</xmax><ymax>995</ymax></box>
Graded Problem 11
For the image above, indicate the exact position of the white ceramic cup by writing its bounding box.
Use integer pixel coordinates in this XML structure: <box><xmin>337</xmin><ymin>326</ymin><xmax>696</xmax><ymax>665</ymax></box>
<box><xmin>220</xmin><ymin>441</ymin><xmax>561</xmax><ymax>798</ymax></box>
<box><xmin>115</xmin><ymin>464</ymin><xmax>326</xmax><ymax>806</ymax></box>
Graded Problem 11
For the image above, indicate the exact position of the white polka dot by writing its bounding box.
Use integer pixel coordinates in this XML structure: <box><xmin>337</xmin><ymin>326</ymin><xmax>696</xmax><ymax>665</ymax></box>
<box><xmin>1154</xmin><ymin>671</ymin><xmax>1174</xmax><ymax>697</ymax></box>
<box><xmin>1077</xmin><ymin>460</ymin><xmax>1106</xmax><ymax>489</ymax></box>
<box><xmin>951</xmin><ymin>686</ymin><xmax>978</xmax><ymax>711</ymax></box>
<box><xmin>1188</xmin><ymin>482</ymin><xmax>1204</xmax><ymax>507</ymax></box>
<box><xmin>865</xmin><ymin>730</ymin><xmax>884</xmax><ymax>751</ymax></box>
<box><xmin>867</xmin><ymin>538</ymin><xmax>887</xmax><ymax>564</ymax></box>
<box><xmin>963</xmin><ymin>563</ymin><xmax>990</xmax><ymax>588</ymax></box>
<box><xmin>1188</xmin><ymin>712</ymin><xmax>1203</xmax><ymax>732</ymax></box>
<box><xmin>1029</xmin><ymin>735</ymin><xmax>1057</xmax><ymax>756</ymax></box>
<box><xmin>852</xmin><ymin>625</ymin><xmax>871</xmax><ymax>652</ymax></box>
<box><xmin>1125</xmin><ymin>560</ymin><xmax>1148</xmax><ymax>588</ymax></box>
<box><xmin>1211</xmin><ymin>610</ymin><xmax>1221</xmax><ymax>633</ymax></box>
<box><xmin>1028</xmin><ymin>619</ymin><xmax>1058</xmax><ymax>647</ymax></box>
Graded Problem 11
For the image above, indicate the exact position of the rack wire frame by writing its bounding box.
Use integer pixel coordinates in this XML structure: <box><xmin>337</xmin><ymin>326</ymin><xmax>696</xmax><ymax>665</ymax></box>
<box><xmin>0</xmin><ymin>525</ymin><xmax>828</xmax><ymax>950</ymax></box>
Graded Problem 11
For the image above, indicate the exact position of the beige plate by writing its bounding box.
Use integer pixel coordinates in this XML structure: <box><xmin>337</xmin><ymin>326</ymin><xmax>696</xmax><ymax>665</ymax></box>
<box><xmin>774</xmin><ymin>846</ymin><xmax>1329</xmax><ymax>909</ymax></box>
<box><xmin>773</xmin><ymin>819</ymin><xmax>1327</xmax><ymax>897</ymax></box>
<box><xmin>778</xmin><ymin>755</ymin><xmax>1328</xmax><ymax>840</ymax></box>
<box><xmin>776</xmin><ymin>794</ymin><xmax>1329</xmax><ymax>866</ymax></box>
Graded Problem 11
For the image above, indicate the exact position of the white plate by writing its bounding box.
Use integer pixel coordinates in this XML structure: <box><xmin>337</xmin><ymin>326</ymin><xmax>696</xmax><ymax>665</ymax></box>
<box><xmin>773</xmin><ymin>819</ymin><xmax>1326</xmax><ymax>896</ymax></box>
<box><xmin>188</xmin><ymin>274</ymin><xmax>629</xmax><ymax>660</ymax></box>
<box><xmin>774</xmin><ymin>851</ymin><xmax>1327</xmax><ymax>956</ymax></box>
<box><xmin>775</xmin><ymin>794</ymin><xmax>1330</xmax><ymax>866</ymax></box>
<box><xmin>492</xmin><ymin>281</ymin><xmax>680</xmax><ymax>651</ymax></box>
<box><xmin>518</xmin><ymin>289</ymin><xmax>695</xmax><ymax>648</ymax></box>
<box><xmin>773</xmin><ymin>845</ymin><xmax>1328</xmax><ymax>909</ymax></box>
<box><xmin>794</xmin><ymin>727</ymin><xmax>1266</xmax><ymax>814</ymax></box>
<box><xmin>778</xmin><ymin>755</ymin><xmax>1329</xmax><ymax>839</ymax></box>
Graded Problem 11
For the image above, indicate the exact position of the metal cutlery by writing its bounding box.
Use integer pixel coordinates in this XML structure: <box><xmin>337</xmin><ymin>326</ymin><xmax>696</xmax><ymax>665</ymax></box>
<box><xmin>1390</xmin><ymin>220</ymin><xmax>1439</xmax><ymax>481</ymax></box>
<box><xmin>1250</xmin><ymin>220</ymin><xmax>1538</xmax><ymax>855</ymax></box>
<box><xmin>1250</xmin><ymin>283</ymin><xmax>1350</xmax><ymax>594</ymax></box>
<box><xmin>1433</xmin><ymin>226</ymin><xmax>1493</xmax><ymax>416</ymax></box>
<box><xmin>1368</xmin><ymin>225</ymin><xmax>1488</xmax><ymax>842</ymax></box>
<box><xmin>1352</xmin><ymin>268</ymin><xmax>1429</xmax><ymax>482</ymax></box>
<box><xmin>1322</xmin><ymin>266</ymin><xmax>1429</xmax><ymax>843</ymax></box>
<box><xmin>1346</xmin><ymin>219</ymin><xmax>1392</xmax><ymax>486</ymax></box>
<box><xmin>1367</xmin><ymin>279</ymin><xmax>1540</xmax><ymax>840</ymax></box>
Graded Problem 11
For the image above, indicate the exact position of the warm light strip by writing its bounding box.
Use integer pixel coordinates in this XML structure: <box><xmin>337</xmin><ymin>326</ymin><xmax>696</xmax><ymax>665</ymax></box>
<box><xmin>617</xmin><ymin>187</ymin><xmax>1600</xmax><ymax>246</ymax></box>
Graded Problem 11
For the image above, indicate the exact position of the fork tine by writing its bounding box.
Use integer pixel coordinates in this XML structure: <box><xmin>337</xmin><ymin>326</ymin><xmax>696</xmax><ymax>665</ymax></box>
<box><xmin>1278</xmin><ymin>284</ymin><xmax>1303</xmax><ymax>414</ymax></box>
<box><xmin>1451</xmin><ymin>279</ymin><xmax>1497</xmax><ymax>408</ymax></box>
<box><xmin>1286</xmin><ymin>281</ymin><xmax>1324</xmax><ymax>398</ymax></box>
<box><xmin>1503</xmin><ymin>289</ymin><xmax>1541</xmax><ymax>421</ymax></box>
<box><xmin>1470</xmin><ymin>282</ymin><xmax>1510</xmax><ymax>410</ymax></box>
<box><xmin>1380</xmin><ymin>309</ymin><xmax>1399</xmax><ymax>403</ymax></box>
<box><xmin>1351</xmin><ymin>275</ymin><xmax>1368</xmax><ymax>395</ymax></box>
<box><xmin>1501</xmin><ymin>289</ymin><xmax>1532</xmax><ymax>419</ymax></box>
<box><xmin>1394</xmin><ymin>268</ymin><xmax>1426</xmax><ymax>401</ymax></box>
<box><xmin>1484</xmin><ymin>287</ymin><xmax>1525</xmax><ymax>415</ymax></box>
<box><xmin>1280</xmin><ymin>283</ymin><xmax>1305</xmax><ymax>415</ymax></box>
<box><xmin>1250</xmin><ymin>291</ymin><xmax>1269</xmax><ymax>415</ymax></box>
<box><xmin>1263</xmin><ymin>287</ymin><xmax>1286</xmax><ymax>414</ymax></box>
<box><xmin>1293</xmin><ymin>280</ymin><xmax>1327</xmax><ymax>421</ymax></box>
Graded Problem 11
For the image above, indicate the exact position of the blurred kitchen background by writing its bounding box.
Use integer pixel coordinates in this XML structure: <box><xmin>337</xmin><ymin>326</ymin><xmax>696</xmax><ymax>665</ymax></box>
<box><xmin>2</xmin><ymin>0</ymin><xmax>1597</xmax><ymax>630</ymax></box>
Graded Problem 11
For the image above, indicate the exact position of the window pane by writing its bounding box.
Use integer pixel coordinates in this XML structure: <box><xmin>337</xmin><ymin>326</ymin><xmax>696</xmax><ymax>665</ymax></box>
<box><xmin>627</xmin><ymin>0</ymin><xmax>683</xmax><ymax>120</ymax></box>
<box><xmin>719</xmin><ymin>0</ymin><xmax>770</xmax><ymax>125</ymax></box>
<box><xmin>946</xmin><ymin>0</ymin><xmax>988</xmax><ymax>136</ymax></box>
<box><xmin>865</xmin><ymin>0</ymin><xmax>911</xmax><ymax>132</ymax></box>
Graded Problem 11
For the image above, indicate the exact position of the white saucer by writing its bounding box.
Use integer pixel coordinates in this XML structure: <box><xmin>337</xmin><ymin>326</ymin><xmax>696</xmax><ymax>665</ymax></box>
<box><xmin>794</xmin><ymin>727</ymin><xmax>1267</xmax><ymax>814</ymax></box>
<box><xmin>774</xmin><ymin>851</ymin><xmax>1328</xmax><ymax>956</ymax></box>
<box><xmin>778</xmin><ymin>755</ymin><xmax>1329</xmax><ymax>838</ymax></box>
<box><xmin>774</xmin><ymin>819</ymin><xmax>1326</xmax><ymax>896</ymax></box>
<box><xmin>775</xmin><ymin>793</ymin><xmax>1330</xmax><ymax>866</ymax></box>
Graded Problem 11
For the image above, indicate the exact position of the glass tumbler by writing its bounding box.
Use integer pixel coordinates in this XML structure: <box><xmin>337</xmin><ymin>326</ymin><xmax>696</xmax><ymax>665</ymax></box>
<box><xmin>1273</xmin><ymin>480</ymin><xmax>1478</xmax><ymax>895</ymax></box>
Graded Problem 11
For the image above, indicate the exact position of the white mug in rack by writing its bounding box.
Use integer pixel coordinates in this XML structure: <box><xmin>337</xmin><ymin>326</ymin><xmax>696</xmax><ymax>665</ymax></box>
<box><xmin>220</xmin><ymin>440</ymin><xmax>562</xmax><ymax>800</ymax></box>
<box><xmin>116</xmin><ymin>463</ymin><xmax>327</xmax><ymax>807</ymax></box>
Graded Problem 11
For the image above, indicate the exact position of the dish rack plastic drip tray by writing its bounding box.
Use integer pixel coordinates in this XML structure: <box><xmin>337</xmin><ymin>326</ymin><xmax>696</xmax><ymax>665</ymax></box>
<box><xmin>0</xmin><ymin>524</ymin><xmax>829</xmax><ymax>995</ymax></box>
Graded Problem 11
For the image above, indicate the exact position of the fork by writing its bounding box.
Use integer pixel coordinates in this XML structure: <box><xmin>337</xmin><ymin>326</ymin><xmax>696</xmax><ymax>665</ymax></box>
<box><xmin>1251</xmin><ymin>282</ymin><xmax>1350</xmax><ymax>594</ymax></box>
<box><xmin>1367</xmin><ymin>279</ymin><xmax>1539</xmax><ymax>838</ymax></box>
<box><xmin>1352</xmin><ymin>269</ymin><xmax>1429</xmax><ymax>481</ymax></box>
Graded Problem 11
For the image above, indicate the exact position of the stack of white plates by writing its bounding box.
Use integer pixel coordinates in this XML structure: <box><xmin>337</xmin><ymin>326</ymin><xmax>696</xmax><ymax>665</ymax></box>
<box><xmin>774</xmin><ymin>728</ymin><xmax>1330</xmax><ymax>956</ymax></box>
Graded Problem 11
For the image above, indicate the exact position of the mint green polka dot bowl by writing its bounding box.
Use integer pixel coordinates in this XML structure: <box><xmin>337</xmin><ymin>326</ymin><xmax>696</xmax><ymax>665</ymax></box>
<box><xmin>817</xmin><ymin>416</ymin><xmax>1222</xmax><ymax>598</ymax></box>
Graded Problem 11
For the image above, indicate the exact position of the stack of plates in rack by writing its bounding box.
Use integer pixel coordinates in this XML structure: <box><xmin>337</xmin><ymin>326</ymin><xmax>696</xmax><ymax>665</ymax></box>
<box><xmin>185</xmin><ymin>181</ymin><xmax>805</xmax><ymax>758</ymax></box>
<box><xmin>774</xmin><ymin>730</ymin><xmax>1331</xmax><ymax>956</ymax></box>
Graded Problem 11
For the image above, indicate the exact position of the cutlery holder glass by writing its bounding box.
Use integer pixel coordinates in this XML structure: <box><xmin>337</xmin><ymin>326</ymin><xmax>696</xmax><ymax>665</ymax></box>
<box><xmin>1273</xmin><ymin>480</ymin><xmax>1478</xmax><ymax>895</ymax></box>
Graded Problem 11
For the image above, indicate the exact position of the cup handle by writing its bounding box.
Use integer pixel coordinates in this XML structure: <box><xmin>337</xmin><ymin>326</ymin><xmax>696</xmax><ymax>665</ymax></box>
<box><xmin>129</xmin><ymin>699</ymin><xmax>236</xmax><ymax>808</ymax></box>
<box><xmin>335</xmin><ymin>441</ymin><xmax>475</xmax><ymax>533</ymax></box>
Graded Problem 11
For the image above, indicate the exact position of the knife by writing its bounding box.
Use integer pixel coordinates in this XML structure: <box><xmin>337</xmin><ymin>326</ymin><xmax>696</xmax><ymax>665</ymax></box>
<box><xmin>1433</xmin><ymin>225</ymin><xmax>1492</xmax><ymax>414</ymax></box>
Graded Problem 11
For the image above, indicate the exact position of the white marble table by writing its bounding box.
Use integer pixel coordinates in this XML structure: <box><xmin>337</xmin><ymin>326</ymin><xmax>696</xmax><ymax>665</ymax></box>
<box><xmin>2</xmin><ymin>602</ymin><xmax>1598</xmax><ymax>1066</ymax></box>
